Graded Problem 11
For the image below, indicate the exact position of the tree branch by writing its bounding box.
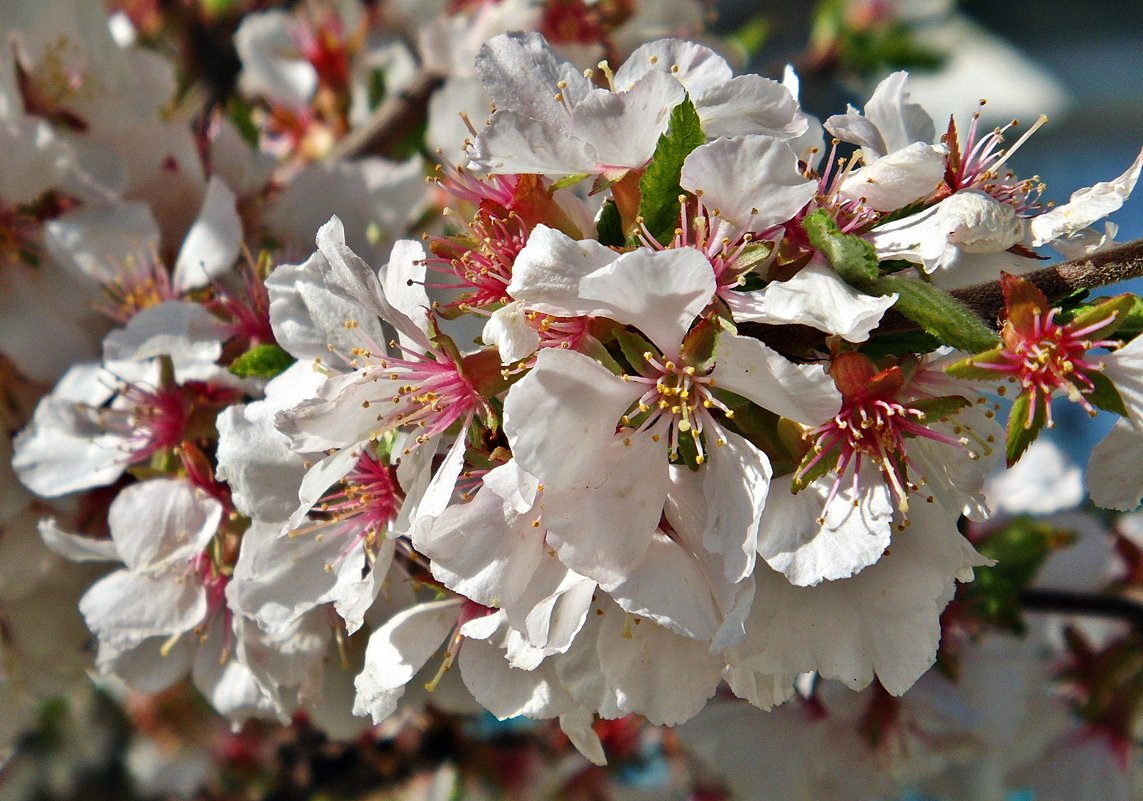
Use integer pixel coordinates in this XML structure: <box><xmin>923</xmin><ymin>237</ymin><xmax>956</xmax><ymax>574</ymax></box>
<box><xmin>327</xmin><ymin>69</ymin><xmax>445</xmax><ymax>161</ymax></box>
<box><xmin>743</xmin><ymin>238</ymin><xmax>1143</xmax><ymax>354</ymax></box>
<box><xmin>1020</xmin><ymin>588</ymin><xmax>1143</xmax><ymax>631</ymax></box>
<box><xmin>951</xmin><ymin>238</ymin><xmax>1143</xmax><ymax>323</ymax></box>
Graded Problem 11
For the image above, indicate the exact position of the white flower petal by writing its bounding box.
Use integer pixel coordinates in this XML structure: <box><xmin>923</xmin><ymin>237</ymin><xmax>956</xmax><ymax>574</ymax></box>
<box><xmin>504</xmin><ymin>348</ymin><xmax>638</xmax><ymax>488</ymax></box>
<box><xmin>315</xmin><ymin>218</ymin><xmax>429</xmax><ymax>349</ymax></box>
<box><xmin>81</xmin><ymin>570</ymin><xmax>207</xmax><ymax>650</ymax></box>
<box><xmin>109</xmin><ymin>479</ymin><xmax>223</xmax><ymax>574</ymax></box>
<box><xmin>571</xmin><ymin>71</ymin><xmax>683</xmax><ymax>170</ymax></box>
<box><xmin>1030</xmin><ymin>148</ymin><xmax>1143</xmax><ymax>246</ymax></box>
<box><xmin>482</xmin><ymin>301</ymin><xmax>540</xmax><ymax>365</ymax></box>
<box><xmin>712</xmin><ymin>333</ymin><xmax>841</xmax><ymax>425</ymax></box>
<box><xmin>756</xmin><ymin>475</ymin><xmax>894</xmax><ymax>586</ymax></box>
<box><xmin>173</xmin><ymin>176</ymin><xmax>242</xmax><ymax>292</ymax></box>
<box><xmin>839</xmin><ymin>141</ymin><xmax>946</xmax><ymax>211</ymax></box>
<box><xmin>601</xmin><ymin>530</ymin><xmax>721</xmax><ymax>641</ymax></box>
<box><xmin>474</xmin><ymin>32</ymin><xmax>590</xmax><ymax>130</ymax></box>
<box><xmin>1087</xmin><ymin>419</ymin><xmax>1143</xmax><ymax>511</ymax></box>
<box><xmin>732</xmin><ymin>261</ymin><xmax>896</xmax><ymax>342</ymax></box>
<box><xmin>353</xmin><ymin>599</ymin><xmax>460</xmax><ymax>724</ymax></box>
<box><xmin>612</xmin><ymin>39</ymin><xmax>732</xmax><ymax>96</ymax></box>
<box><xmin>680</xmin><ymin>136</ymin><xmax>816</xmax><ymax>230</ymax></box>
<box><xmin>697</xmin><ymin>74</ymin><xmax>807</xmax><ymax>140</ymax></box>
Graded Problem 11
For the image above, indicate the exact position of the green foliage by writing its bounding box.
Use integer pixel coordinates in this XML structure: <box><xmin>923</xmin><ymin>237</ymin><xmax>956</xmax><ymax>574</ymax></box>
<box><xmin>965</xmin><ymin>517</ymin><xmax>1074</xmax><ymax>633</ymax></box>
<box><xmin>367</xmin><ymin>67</ymin><xmax>387</xmax><ymax>111</ymax></box>
<box><xmin>858</xmin><ymin>330</ymin><xmax>942</xmax><ymax>359</ymax></box>
<box><xmin>1006</xmin><ymin>392</ymin><xmax>1046</xmax><ymax>468</ymax></box>
<box><xmin>638</xmin><ymin>98</ymin><xmax>704</xmax><ymax>244</ymax></box>
<box><xmin>597</xmin><ymin>199</ymin><xmax>625</xmax><ymax>247</ymax></box>
<box><xmin>875</xmin><ymin>276</ymin><xmax>1001</xmax><ymax>354</ymax></box>
<box><xmin>229</xmin><ymin>343</ymin><xmax>295</xmax><ymax>379</ymax></box>
<box><xmin>802</xmin><ymin>209</ymin><xmax>880</xmax><ymax>285</ymax></box>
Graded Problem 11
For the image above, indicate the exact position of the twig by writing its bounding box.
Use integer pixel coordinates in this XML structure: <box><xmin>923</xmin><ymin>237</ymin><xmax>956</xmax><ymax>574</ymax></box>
<box><xmin>327</xmin><ymin>69</ymin><xmax>445</xmax><ymax>161</ymax></box>
<box><xmin>951</xmin><ymin>238</ymin><xmax>1143</xmax><ymax>323</ymax></box>
<box><xmin>1020</xmin><ymin>588</ymin><xmax>1143</xmax><ymax>631</ymax></box>
<box><xmin>744</xmin><ymin>238</ymin><xmax>1143</xmax><ymax>354</ymax></box>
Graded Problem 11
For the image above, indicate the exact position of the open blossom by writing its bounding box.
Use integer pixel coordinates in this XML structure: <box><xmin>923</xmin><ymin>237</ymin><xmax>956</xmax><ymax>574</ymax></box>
<box><xmin>5</xmin><ymin>4</ymin><xmax>1143</xmax><ymax>787</ymax></box>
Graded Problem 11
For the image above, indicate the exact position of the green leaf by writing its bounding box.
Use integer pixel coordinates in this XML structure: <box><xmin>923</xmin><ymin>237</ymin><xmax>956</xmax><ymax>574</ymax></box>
<box><xmin>597</xmin><ymin>199</ymin><xmax>625</xmax><ymax>247</ymax></box>
<box><xmin>875</xmin><ymin>276</ymin><xmax>1000</xmax><ymax>354</ymax></box>
<box><xmin>944</xmin><ymin>347</ymin><xmax>1010</xmax><ymax>380</ymax></box>
<box><xmin>1084</xmin><ymin>370</ymin><xmax>1128</xmax><ymax>417</ymax></box>
<box><xmin>229</xmin><ymin>343</ymin><xmax>295</xmax><ymax>379</ymax></box>
<box><xmin>1067</xmin><ymin>293</ymin><xmax>1138</xmax><ymax>341</ymax></box>
<box><xmin>802</xmin><ymin>209</ymin><xmax>880</xmax><ymax>286</ymax></box>
<box><xmin>615</xmin><ymin>329</ymin><xmax>659</xmax><ymax>378</ymax></box>
<box><xmin>679</xmin><ymin>317</ymin><xmax>720</xmax><ymax>374</ymax></box>
<box><xmin>911</xmin><ymin>395</ymin><xmax>970</xmax><ymax>424</ymax></box>
<box><xmin>859</xmin><ymin>330</ymin><xmax>942</xmax><ymax>359</ymax></box>
<box><xmin>367</xmin><ymin>67</ymin><xmax>387</xmax><ymax>111</ymax></box>
<box><xmin>553</xmin><ymin>173</ymin><xmax>591</xmax><ymax>190</ymax></box>
<box><xmin>1108</xmin><ymin>295</ymin><xmax>1143</xmax><ymax>341</ymax></box>
<box><xmin>1005</xmin><ymin>391</ymin><xmax>1045</xmax><ymax>467</ymax></box>
<box><xmin>226</xmin><ymin>97</ymin><xmax>260</xmax><ymax>147</ymax></box>
<box><xmin>964</xmin><ymin>516</ymin><xmax>1074</xmax><ymax>634</ymax></box>
<box><xmin>638</xmin><ymin>97</ymin><xmax>704</xmax><ymax>244</ymax></box>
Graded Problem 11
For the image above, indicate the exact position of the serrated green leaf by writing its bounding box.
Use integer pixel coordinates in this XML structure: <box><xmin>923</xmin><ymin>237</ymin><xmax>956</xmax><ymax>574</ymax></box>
<box><xmin>615</xmin><ymin>329</ymin><xmax>659</xmax><ymax>378</ymax></box>
<box><xmin>596</xmin><ymin>199</ymin><xmax>625</xmax><ymax>247</ymax></box>
<box><xmin>876</xmin><ymin>276</ymin><xmax>1000</xmax><ymax>354</ymax></box>
<box><xmin>802</xmin><ymin>209</ymin><xmax>880</xmax><ymax>286</ymax></box>
<box><xmin>1084</xmin><ymin>370</ymin><xmax>1128</xmax><ymax>417</ymax></box>
<box><xmin>638</xmin><ymin>97</ymin><xmax>704</xmax><ymax>244</ymax></box>
<box><xmin>1006</xmin><ymin>391</ymin><xmax>1045</xmax><ymax>467</ymax></box>
<box><xmin>229</xmin><ymin>343</ymin><xmax>295</xmax><ymax>379</ymax></box>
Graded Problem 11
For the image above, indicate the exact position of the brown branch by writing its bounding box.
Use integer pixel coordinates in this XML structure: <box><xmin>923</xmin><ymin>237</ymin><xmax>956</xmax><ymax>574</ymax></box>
<box><xmin>951</xmin><ymin>238</ymin><xmax>1143</xmax><ymax>324</ymax></box>
<box><xmin>1020</xmin><ymin>588</ymin><xmax>1143</xmax><ymax>632</ymax></box>
<box><xmin>744</xmin><ymin>238</ymin><xmax>1143</xmax><ymax>354</ymax></box>
<box><xmin>327</xmin><ymin>68</ymin><xmax>445</xmax><ymax>161</ymax></box>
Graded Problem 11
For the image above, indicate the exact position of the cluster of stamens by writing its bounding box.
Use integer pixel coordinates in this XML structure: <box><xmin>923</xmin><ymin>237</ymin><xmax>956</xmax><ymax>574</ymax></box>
<box><xmin>943</xmin><ymin>107</ymin><xmax>1047</xmax><ymax>213</ymax></box>
<box><xmin>291</xmin><ymin>448</ymin><xmax>402</xmax><ymax>572</ymax></box>
<box><xmin>332</xmin><ymin>321</ymin><xmax>482</xmax><ymax>452</ymax></box>
<box><xmin>797</xmin><ymin>392</ymin><xmax>961</xmax><ymax>518</ymax></box>
<box><xmin>620</xmin><ymin>352</ymin><xmax>733</xmax><ymax>465</ymax></box>
<box><xmin>979</xmin><ymin>306</ymin><xmax>1118</xmax><ymax>428</ymax></box>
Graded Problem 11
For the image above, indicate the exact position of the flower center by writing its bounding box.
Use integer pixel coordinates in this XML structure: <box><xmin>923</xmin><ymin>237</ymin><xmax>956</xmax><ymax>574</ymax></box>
<box><xmin>291</xmin><ymin>447</ymin><xmax>403</xmax><ymax>566</ymax></box>
<box><xmin>621</xmin><ymin>353</ymin><xmax>732</xmax><ymax>465</ymax></box>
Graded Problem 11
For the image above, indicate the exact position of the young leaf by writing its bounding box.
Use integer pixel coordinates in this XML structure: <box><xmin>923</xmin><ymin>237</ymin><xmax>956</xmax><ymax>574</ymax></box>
<box><xmin>1084</xmin><ymin>370</ymin><xmax>1128</xmax><ymax>417</ymax></box>
<box><xmin>1006</xmin><ymin>391</ymin><xmax>1046</xmax><ymax>467</ymax></box>
<box><xmin>802</xmin><ymin>209</ymin><xmax>879</xmax><ymax>286</ymax></box>
<box><xmin>229</xmin><ymin>343</ymin><xmax>295</xmax><ymax>379</ymax></box>
<box><xmin>638</xmin><ymin>97</ymin><xmax>704</xmax><ymax>244</ymax></box>
<box><xmin>615</xmin><ymin>329</ymin><xmax>660</xmax><ymax>378</ymax></box>
<box><xmin>875</xmin><ymin>276</ymin><xmax>1000</xmax><ymax>354</ymax></box>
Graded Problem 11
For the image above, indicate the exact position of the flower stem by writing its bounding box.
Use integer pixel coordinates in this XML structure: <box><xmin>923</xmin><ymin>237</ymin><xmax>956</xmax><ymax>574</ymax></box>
<box><xmin>327</xmin><ymin>68</ymin><xmax>445</xmax><ymax>161</ymax></box>
<box><xmin>1020</xmin><ymin>587</ymin><xmax>1143</xmax><ymax>632</ymax></box>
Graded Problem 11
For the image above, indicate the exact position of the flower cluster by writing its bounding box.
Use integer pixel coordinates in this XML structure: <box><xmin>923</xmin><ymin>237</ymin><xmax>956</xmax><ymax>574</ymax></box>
<box><xmin>3</xmin><ymin>1</ymin><xmax>1143</xmax><ymax>799</ymax></box>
